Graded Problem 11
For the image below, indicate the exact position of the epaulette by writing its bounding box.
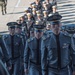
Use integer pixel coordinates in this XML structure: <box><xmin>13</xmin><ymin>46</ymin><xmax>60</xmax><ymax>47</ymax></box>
<box><xmin>16</xmin><ymin>34</ymin><xmax>23</xmax><ymax>38</ymax></box>
<box><xmin>21</xmin><ymin>33</ymin><xmax>25</xmax><ymax>35</ymax></box>
<box><xmin>63</xmin><ymin>33</ymin><xmax>72</xmax><ymax>37</ymax></box>
<box><xmin>42</xmin><ymin>35</ymin><xmax>50</xmax><ymax>40</ymax></box>
<box><xmin>2</xmin><ymin>34</ymin><xmax>8</xmax><ymax>39</ymax></box>
<box><xmin>27</xmin><ymin>37</ymin><xmax>34</xmax><ymax>43</ymax></box>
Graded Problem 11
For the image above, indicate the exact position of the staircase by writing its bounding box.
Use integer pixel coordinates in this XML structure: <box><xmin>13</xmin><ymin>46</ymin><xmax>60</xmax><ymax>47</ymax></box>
<box><xmin>57</xmin><ymin>0</ymin><xmax>75</xmax><ymax>25</ymax></box>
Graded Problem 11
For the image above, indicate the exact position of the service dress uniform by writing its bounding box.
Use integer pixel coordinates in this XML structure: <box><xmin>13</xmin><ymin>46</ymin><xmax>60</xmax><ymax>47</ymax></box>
<box><xmin>24</xmin><ymin>25</ymin><xmax>45</xmax><ymax>75</ymax></box>
<box><xmin>41</xmin><ymin>14</ymin><xmax>75</xmax><ymax>75</ymax></box>
<box><xmin>3</xmin><ymin>22</ymin><xmax>24</xmax><ymax>75</ymax></box>
<box><xmin>15</xmin><ymin>24</ymin><xmax>27</xmax><ymax>75</ymax></box>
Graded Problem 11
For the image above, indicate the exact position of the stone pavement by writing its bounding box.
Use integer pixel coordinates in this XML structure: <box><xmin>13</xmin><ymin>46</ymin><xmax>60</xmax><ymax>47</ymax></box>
<box><xmin>57</xmin><ymin>0</ymin><xmax>75</xmax><ymax>25</ymax></box>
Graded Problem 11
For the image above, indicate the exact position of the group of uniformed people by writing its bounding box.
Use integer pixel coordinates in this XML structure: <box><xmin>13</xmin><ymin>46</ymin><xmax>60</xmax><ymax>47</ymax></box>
<box><xmin>0</xmin><ymin>0</ymin><xmax>75</xmax><ymax>75</ymax></box>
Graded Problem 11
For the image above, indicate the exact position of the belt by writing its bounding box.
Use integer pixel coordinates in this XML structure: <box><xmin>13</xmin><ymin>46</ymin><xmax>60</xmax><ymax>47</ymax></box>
<box><xmin>30</xmin><ymin>60</ymin><xmax>41</xmax><ymax>66</ymax></box>
<box><xmin>48</xmin><ymin>65</ymin><xmax>68</xmax><ymax>70</ymax></box>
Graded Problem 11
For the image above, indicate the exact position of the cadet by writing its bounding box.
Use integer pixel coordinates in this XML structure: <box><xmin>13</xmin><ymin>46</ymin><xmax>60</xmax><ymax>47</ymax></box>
<box><xmin>15</xmin><ymin>24</ymin><xmax>27</xmax><ymax>46</ymax></box>
<box><xmin>45</xmin><ymin>0</ymin><xmax>52</xmax><ymax>13</ymax></box>
<box><xmin>36</xmin><ymin>10</ymin><xmax>42</xmax><ymax>15</ymax></box>
<box><xmin>15</xmin><ymin>23</ymin><xmax>26</xmax><ymax>75</ymax></box>
<box><xmin>26</xmin><ymin>13</ymin><xmax>34</xmax><ymax>31</ymax></box>
<box><xmin>3</xmin><ymin>22</ymin><xmax>24</xmax><ymax>75</ymax></box>
<box><xmin>36</xmin><ymin>13</ymin><xmax>43</xmax><ymax>21</ymax></box>
<box><xmin>43</xmin><ymin>11</ymin><xmax>48</xmax><ymax>26</ymax></box>
<box><xmin>44</xmin><ymin>22</ymin><xmax>52</xmax><ymax>35</ymax></box>
<box><xmin>42</xmin><ymin>3</ymin><xmax>48</xmax><ymax>12</ymax></box>
<box><xmin>24</xmin><ymin>24</ymin><xmax>44</xmax><ymax>75</ymax></box>
<box><xmin>32</xmin><ymin>8</ymin><xmax>37</xmax><ymax>20</ymax></box>
<box><xmin>41</xmin><ymin>14</ymin><xmax>75</xmax><ymax>75</ymax></box>
<box><xmin>52</xmin><ymin>5</ymin><xmax>59</xmax><ymax>15</ymax></box>
<box><xmin>43</xmin><ymin>11</ymin><xmax>48</xmax><ymax>20</ymax></box>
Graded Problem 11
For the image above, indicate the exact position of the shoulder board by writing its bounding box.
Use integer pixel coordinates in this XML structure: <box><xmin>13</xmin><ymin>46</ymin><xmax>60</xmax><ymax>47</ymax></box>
<box><xmin>21</xmin><ymin>33</ymin><xmax>26</xmax><ymax>37</ymax></box>
<box><xmin>63</xmin><ymin>33</ymin><xmax>72</xmax><ymax>37</ymax></box>
<box><xmin>16</xmin><ymin>34</ymin><xmax>23</xmax><ymax>38</ymax></box>
<box><xmin>2</xmin><ymin>34</ymin><xmax>8</xmax><ymax>39</ymax></box>
<box><xmin>27</xmin><ymin>37</ymin><xmax>34</xmax><ymax>42</ymax></box>
<box><xmin>16</xmin><ymin>34</ymin><xmax>20</xmax><ymax>37</ymax></box>
<box><xmin>42</xmin><ymin>35</ymin><xmax>50</xmax><ymax>40</ymax></box>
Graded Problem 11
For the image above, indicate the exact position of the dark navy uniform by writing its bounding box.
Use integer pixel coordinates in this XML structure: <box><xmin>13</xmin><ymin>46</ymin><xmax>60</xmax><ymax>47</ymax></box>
<box><xmin>41</xmin><ymin>32</ymin><xmax>75</xmax><ymax>75</ymax></box>
<box><xmin>24</xmin><ymin>37</ymin><xmax>42</xmax><ymax>75</ymax></box>
<box><xmin>3</xmin><ymin>22</ymin><xmax>24</xmax><ymax>75</ymax></box>
<box><xmin>41</xmin><ymin>15</ymin><xmax>75</xmax><ymax>75</ymax></box>
<box><xmin>15</xmin><ymin>24</ymin><xmax>27</xmax><ymax>75</ymax></box>
<box><xmin>24</xmin><ymin>24</ymin><xmax>44</xmax><ymax>75</ymax></box>
<box><xmin>3</xmin><ymin>34</ymin><xmax>24</xmax><ymax>75</ymax></box>
<box><xmin>41</xmin><ymin>34</ymin><xmax>50</xmax><ymax>75</ymax></box>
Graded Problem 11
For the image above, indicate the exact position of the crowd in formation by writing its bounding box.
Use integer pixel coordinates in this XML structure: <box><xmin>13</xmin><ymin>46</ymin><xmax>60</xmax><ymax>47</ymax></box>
<box><xmin>0</xmin><ymin>0</ymin><xmax>75</xmax><ymax>75</ymax></box>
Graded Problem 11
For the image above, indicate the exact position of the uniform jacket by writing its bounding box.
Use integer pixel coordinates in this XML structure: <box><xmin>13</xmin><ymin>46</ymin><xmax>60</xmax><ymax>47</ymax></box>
<box><xmin>41</xmin><ymin>32</ymin><xmax>75</xmax><ymax>71</ymax></box>
<box><xmin>3</xmin><ymin>34</ymin><xmax>24</xmax><ymax>60</ymax></box>
<box><xmin>24</xmin><ymin>37</ymin><xmax>42</xmax><ymax>69</ymax></box>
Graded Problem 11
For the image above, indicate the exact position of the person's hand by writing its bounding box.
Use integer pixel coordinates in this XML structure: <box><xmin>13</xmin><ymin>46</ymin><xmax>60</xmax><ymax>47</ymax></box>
<box><xmin>8</xmin><ymin>66</ymin><xmax>12</xmax><ymax>70</ymax></box>
<box><xmin>73</xmin><ymin>71</ymin><xmax>75</xmax><ymax>75</ymax></box>
<box><xmin>24</xmin><ymin>69</ymin><xmax>28</xmax><ymax>74</ymax></box>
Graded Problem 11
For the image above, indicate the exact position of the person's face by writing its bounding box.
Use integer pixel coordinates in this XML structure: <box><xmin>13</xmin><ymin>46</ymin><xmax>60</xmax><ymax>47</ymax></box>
<box><xmin>52</xmin><ymin>8</ymin><xmax>57</xmax><ymax>13</ymax></box>
<box><xmin>37</xmin><ymin>15</ymin><xmax>41</xmax><ymax>19</ymax></box>
<box><xmin>17</xmin><ymin>20</ymin><xmax>21</xmax><ymax>24</ymax></box>
<box><xmin>34</xmin><ymin>30</ymin><xmax>43</xmax><ymax>39</ymax></box>
<box><xmin>28</xmin><ymin>15</ymin><xmax>31</xmax><ymax>19</ymax></box>
<box><xmin>15</xmin><ymin>28</ymin><xmax>22</xmax><ymax>34</ymax></box>
<box><xmin>8</xmin><ymin>28</ymin><xmax>15</xmax><ymax>35</ymax></box>
<box><xmin>33</xmin><ymin>10</ymin><xmax>36</xmax><ymax>14</ymax></box>
<box><xmin>46</xmin><ymin>25</ymin><xmax>51</xmax><ymax>30</ymax></box>
<box><xmin>44</xmin><ymin>13</ymin><xmax>48</xmax><ymax>17</ymax></box>
<box><xmin>51</xmin><ymin>23</ymin><xmax>61</xmax><ymax>34</ymax></box>
<box><xmin>43</xmin><ymin>4</ymin><xmax>47</xmax><ymax>8</ymax></box>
